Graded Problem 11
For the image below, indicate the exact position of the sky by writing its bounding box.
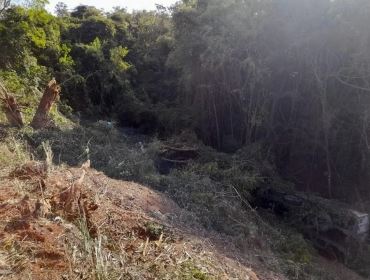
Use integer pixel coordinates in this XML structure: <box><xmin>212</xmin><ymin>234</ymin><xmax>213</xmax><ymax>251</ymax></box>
<box><xmin>46</xmin><ymin>0</ymin><xmax>178</xmax><ymax>13</ymax></box>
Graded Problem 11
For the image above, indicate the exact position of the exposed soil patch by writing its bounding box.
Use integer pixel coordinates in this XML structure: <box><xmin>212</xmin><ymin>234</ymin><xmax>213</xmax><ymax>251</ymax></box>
<box><xmin>0</xmin><ymin>162</ymin><xmax>266</xmax><ymax>279</ymax></box>
<box><xmin>0</xmin><ymin>160</ymin><xmax>366</xmax><ymax>280</ymax></box>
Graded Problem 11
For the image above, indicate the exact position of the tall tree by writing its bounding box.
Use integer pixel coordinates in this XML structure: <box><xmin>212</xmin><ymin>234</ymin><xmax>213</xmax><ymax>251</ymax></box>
<box><xmin>55</xmin><ymin>2</ymin><xmax>68</xmax><ymax>17</ymax></box>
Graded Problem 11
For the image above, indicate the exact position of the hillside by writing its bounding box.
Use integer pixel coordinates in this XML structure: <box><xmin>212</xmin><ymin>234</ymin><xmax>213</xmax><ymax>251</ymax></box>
<box><xmin>2</xmin><ymin>0</ymin><xmax>370</xmax><ymax>279</ymax></box>
<box><xmin>0</xmin><ymin>164</ymin><xmax>260</xmax><ymax>279</ymax></box>
<box><xmin>0</xmin><ymin>124</ymin><xmax>367</xmax><ymax>280</ymax></box>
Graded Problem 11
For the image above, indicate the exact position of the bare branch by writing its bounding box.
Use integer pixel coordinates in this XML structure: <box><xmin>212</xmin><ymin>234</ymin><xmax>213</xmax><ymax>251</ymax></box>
<box><xmin>335</xmin><ymin>75</ymin><xmax>370</xmax><ymax>93</ymax></box>
<box><xmin>0</xmin><ymin>0</ymin><xmax>11</xmax><ymax>17</ymax></box>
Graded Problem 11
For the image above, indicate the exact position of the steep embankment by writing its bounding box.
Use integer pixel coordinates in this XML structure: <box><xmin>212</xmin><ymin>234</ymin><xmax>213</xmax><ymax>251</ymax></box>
<box><xmin>0</xmin><ymin>161</ymin><xmax>268</xmax><ymax>279</ymax></box>
<box><xmin>0</xmin><ymin>124</ymin><xmax>366</xmax><ymax>280</ymax></box>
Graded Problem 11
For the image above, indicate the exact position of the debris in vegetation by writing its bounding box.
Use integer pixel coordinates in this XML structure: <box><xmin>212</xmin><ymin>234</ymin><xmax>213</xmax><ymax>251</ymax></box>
<box><xmin>144</xmin><ymin>221</ymin><xmax>164</xmax><ymax>240</ymax></box>
<box><xmin>33</xmin><ymin>199</ymin><xmax>44</xmax><ymax>218</ymax></box>
<box><xmin>4</xmin><ymin>219</ymin><xmax>30</xmax><ymax>232</ymax></box>
<box><xmin>0</xmin><ymin>127</ymin><xmax>367</xmax><ymax>280</ymax></box>
<box><xmin>255</xmin><ymin>186</ymin><xmax>369</xmax><ymax>260</ymax></box>
<box><xmin>0</xmin><ymin>160</ymin><xmax>275</xmax><ymax>280</ymax></box>
<box><xmin>51</xmin><ymin>168</ymin><xmax>98</xmax><ymax>237</ymax></box>
<box><xmin>157</xmin><ymin>144</ymin><xmax>199</xmax><ymax>174</ymax></box>
<box><xmin>9</xmin><ymin>161</ymin><xmax>48</xmax><ymax>180</ymax></box>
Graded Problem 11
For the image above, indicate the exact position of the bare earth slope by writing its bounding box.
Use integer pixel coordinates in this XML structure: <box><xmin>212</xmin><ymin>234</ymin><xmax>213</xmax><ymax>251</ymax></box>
<box><xmin>0</xmin><ymin>162</ymin><xmax>269</xmax><ymax>279</ymax></box>
<box><xmin>0</xmin><ymin>161</ymin><xmax>365</xmax><ymax>280</ymax></box>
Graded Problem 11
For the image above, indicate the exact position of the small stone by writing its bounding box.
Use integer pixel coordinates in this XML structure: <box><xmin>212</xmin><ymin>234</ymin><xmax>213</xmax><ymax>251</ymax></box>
<box><xmin>53</xmin><ymin>216</ymin><xmax>63</xmax><ymax>224</ymax></box>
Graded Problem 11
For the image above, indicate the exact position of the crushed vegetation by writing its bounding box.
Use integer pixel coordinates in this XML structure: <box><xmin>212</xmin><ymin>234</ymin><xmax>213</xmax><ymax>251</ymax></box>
<box><xmin>0</xmin><ymin>123</ymin><xmax>366</xmax><ymax>280</ymax></box>
<box><xmin>0</xmin><ymin>130</ymin><xmax>262</xmax><ymax>279</ymax></box>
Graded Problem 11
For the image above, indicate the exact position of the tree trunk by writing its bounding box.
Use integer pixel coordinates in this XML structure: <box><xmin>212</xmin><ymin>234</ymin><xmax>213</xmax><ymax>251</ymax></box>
<box><xmin>0</xmin><ymin>81</ymin><xmax>24</xmax><ymax>127</ymax></box>
<box><xmin>31</xmin><ymin>79</ymin><xmax>61</xmax><ymax>129</ymax></box>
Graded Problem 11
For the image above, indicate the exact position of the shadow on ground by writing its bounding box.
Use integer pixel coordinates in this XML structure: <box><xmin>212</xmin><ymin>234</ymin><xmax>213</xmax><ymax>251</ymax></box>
<box><xmin>22</xmin><ymin>125</ymin><xmax>368</xmax><ymax>280</ymax></box>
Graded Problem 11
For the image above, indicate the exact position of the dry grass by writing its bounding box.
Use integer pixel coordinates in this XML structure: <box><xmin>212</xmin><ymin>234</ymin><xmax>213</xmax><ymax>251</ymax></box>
<box><xmin>0</xmin><ymin>135</ymin><xmax>30</xmax><ymax>173</ymax></box>
<box><xmin>0</xmin><ymin>122</ymin><xmax>367</xmax><ymax>280</ymax></box>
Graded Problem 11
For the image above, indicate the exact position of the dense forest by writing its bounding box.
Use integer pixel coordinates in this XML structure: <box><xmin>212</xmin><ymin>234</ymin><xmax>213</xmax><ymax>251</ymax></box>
<box><xmin>1</xmin><ymin>0</ymin><xmax>370</xmax><ymax>278</ymax></box>
<box><xmin>2</xmin><ymin>0</ymin><xmax>370</xmax><ymax>201</ymax></box>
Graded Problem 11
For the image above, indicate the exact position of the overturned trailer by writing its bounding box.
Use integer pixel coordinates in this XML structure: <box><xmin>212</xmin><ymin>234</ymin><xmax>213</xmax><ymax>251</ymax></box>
<box><xmin>254</xmin><ymin>187</ymin><xmax>369</xmax><ymax>259</ymax></box>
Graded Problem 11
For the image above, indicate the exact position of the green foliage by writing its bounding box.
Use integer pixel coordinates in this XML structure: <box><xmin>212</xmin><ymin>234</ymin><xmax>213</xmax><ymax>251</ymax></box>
<box><xmin>1</xmin><ymin>0</ymin><xmax>369</xmax><ymax>217</ymax></box>
<box><xmin>110</xmin><ymin>46</ymin><xmax>131</xmax><ymax>72</ymax></box>
<box><xmin>27</xmin><ymin>124</ymin><xmax>158</xmax><ymax>183</ymax></box>
<box><xmin>84</xmin><ymin>37</ymin><xmax>103</xmax><ymax>55</ymax></box>
<box><xmin>0</xmin><ymin>70</ymin><xmax>25</xmax><ymax>93</ymax></box>
<box><xmin>53</xmin><ymin>6</ymin><xmax>179</xmax><ymax>133</ymax></box>
<box><xmin>2</xmin><ymin>1</ymin><xmax>370</xmax><ymax>278</ymax></box>
<box><xmin>144</xmin><ymin>222</ymin><xmax>164</xmax><ymax>240</ymax></box>
<box><xmin>58</xmin><ymin>43</ymin><xmax>74</xmax><ymax>67</ymax></box>
<box><xmin>0</xmin><ymin>3</ymin><xmax>178</xmax><ymax>133</ymax></box>
<box><xmin>154</xmin><ymin>142</ymin><xmax>267</xmax><ymax>236</ymax></box>
<box><xmin>70</xmin><ymin>5</ymin><xmax>102</xmax><ymax>19</ymax></box>
<box><xmin>179</xmin><ymin>261</ymin><xmax>211</xmax><ymax>280</ymax></box>
<box><xmin>23</xmin><ymin>0</ymin><xmax>49</xmax><ymax>9</ymax></box>
<box><xmin>168</xmin><ymin>0</ymin><xmax>370</xmax><ymax>201</ymax></box>
<box><xmin>0</xmin><ymin>5</ymin><xmax>73</xmax><ymax>93</ymax></box>
<box><xmin>73</xmin><ymin>16</ymin><xmax>116</xmax><ymax>44</ymax></box>
<box><xmin>278</xmin><ymin>233</ymin><xmax>313</xmax><ymax>265</ymax></box>
<box><xmin>0</xmin><ymin>69</ymin><xmax>71</xmax><ymax>126</ymax></box>
<box><xmin>0</xmin><ymin>70</ymin><xmax>37</xmax><ymax>122</ymax></box>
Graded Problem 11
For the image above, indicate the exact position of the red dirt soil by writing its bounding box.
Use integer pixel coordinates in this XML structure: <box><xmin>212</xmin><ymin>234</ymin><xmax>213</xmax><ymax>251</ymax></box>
<box><xmin>0</xmin><ymin>162</ymin><xmax>365</xmax><ymax>280</ymax></box>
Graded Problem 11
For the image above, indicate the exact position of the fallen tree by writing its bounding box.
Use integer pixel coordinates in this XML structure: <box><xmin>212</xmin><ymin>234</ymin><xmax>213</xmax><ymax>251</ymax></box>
<box><xmin>0</xmin><ymin>81</ymin><xmax>24</xmax><ymax>127</ymax></box>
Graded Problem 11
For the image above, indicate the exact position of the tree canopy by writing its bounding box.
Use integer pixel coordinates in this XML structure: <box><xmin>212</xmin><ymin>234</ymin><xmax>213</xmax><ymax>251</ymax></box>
<box><xmin>1</xmin><ymin>0</ymin><xmax>370</xmax><ymax>201</ymax></box>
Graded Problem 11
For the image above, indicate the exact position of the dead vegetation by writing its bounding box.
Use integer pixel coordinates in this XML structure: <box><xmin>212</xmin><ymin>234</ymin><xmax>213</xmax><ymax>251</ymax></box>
<box><xmin>0</xmin><ymin>82</ymin><xmax>23</xmax><ymax>128</ymax></box>
<box><xmin>30</xmin><ymin>79</ymin><xmax>61</xmax><ymax>130</ymax></box>
<box><xmin>0</xmin><ymin>129</ymin><xmax>263</xmax><ymax>279</ymax></box>
<box><xmin>9</xmin><ymin>161</ymin><xmax>48</xmax><ymax>180</ymax></box>
<box><xmin>0</xmin><ymin>159</ymin><xmax>267</xmax><ymax>279</ymax></box>
<box><xmin>0</xmin><ymin>78</ymin><xmax>62</xmax><ymax>130</ymax></box>
<box><xmin>0</xmin><ymin>124</ymin><xmax>367</xmax><ymax>280</ymax></box>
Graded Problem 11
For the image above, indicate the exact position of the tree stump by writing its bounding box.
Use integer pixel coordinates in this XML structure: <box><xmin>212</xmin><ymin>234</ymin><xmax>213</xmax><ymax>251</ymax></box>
<box><xmin>31</xmin><ymin>79</ymin><xmax>61</xmax><ymax>129</ymax></box>
<box><xmin>0</xmin><ymin>81</ymin><xmax>24</xmax><ymax>127</ymax></box>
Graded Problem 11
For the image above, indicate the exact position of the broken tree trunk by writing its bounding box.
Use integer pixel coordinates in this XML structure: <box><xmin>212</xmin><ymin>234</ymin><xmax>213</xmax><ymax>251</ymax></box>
<box><xmin>31</xmin><ymin>79</ymin><xmax>61</xmax><ymax>129</ymax></box>
<box><xmin>0</xmin><ymin>81</ymin><xmax>24</xmax><ymax>127</ymax></box>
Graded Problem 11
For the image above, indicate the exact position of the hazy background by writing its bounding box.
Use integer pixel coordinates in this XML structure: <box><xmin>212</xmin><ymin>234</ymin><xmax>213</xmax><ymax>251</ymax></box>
<box><xmin>47</xmin><ymin>0</ymin><xmax>178</xmax><ymax>12</ymax></box>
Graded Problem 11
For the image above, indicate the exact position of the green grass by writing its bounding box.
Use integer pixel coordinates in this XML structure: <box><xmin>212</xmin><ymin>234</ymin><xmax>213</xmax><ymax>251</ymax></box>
<box><xmin>179</xmin><ymin>261</ymin><xmax>212</xmax><ymax>280</ymax></box>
